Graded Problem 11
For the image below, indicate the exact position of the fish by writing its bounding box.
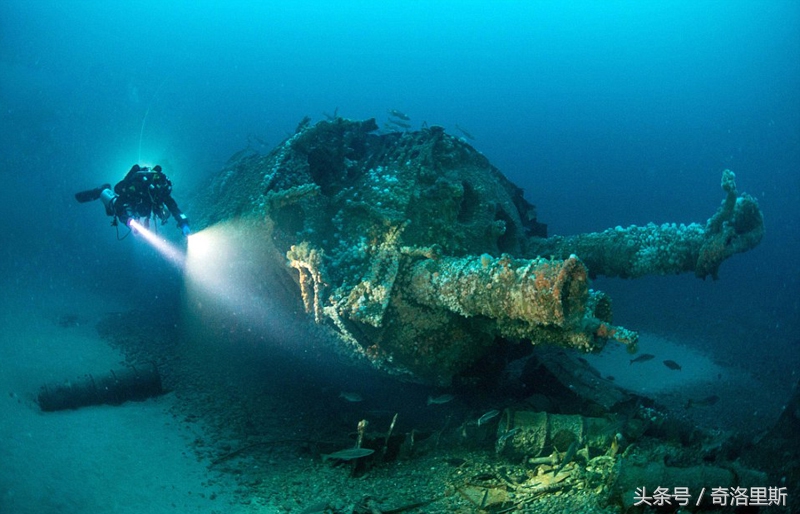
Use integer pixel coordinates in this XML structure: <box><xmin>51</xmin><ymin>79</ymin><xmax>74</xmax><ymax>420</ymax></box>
<box><xmin>427</xmin><ymin>394</ymin><xmax>455</xmax><ymax>405</ymax></box>
<box><xmin>388</xmin><ymin>109</ymin><xmax>410</xmax><ymax>121</ymax></box>
<box><xmin>555</xmin><ymin>440</ymin><xmax>579</xmax><ymax>476</ymax></box>
<box><xmin>663</xmin><ymin>360</ymin><xmax>682</xmax><ymax>371</ymax></box>
<box><xmin>339</xmin><ymin>391</ymin><xmax>363</xmax><ymax>402</ymax></box>
<box><xmin>629</xmin><ymin>353</ymin><xmax>655</xmax><ymax>365</ymax></box>
<box><xmin>686</xmin><ymin>395</ymin><xmax>719</xmax><ymax>409</ymax></box>
<box><xmin>454</xmin><ymin>123</ymin><xmax>475</xmax><ymax>140</ymax></box>
<box><xmin>497</xmin><ymin>427</ymin><xmax>520</xmax><ymax>443</ymax></box>
<box><xmin>388</xmin><ymin>118</ymin><xmax>411</xmax><ymax>129</ymax></box>
<box><xmin>321</xmin><ymin>448</ymin><xmax>375</xmax><ymax>462</ymax></box>
<box><xmin>477</xmin><ymin>409</ymin><xmax>500</xmax><ymax>426</ymax></box>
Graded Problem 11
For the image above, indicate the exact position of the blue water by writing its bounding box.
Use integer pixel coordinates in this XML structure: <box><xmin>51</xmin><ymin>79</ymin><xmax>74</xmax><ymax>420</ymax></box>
<box><xmin>3</xmin><ymin>0</ymin><xmax>798</xmax><ymax>388</ymax></box>
<box><xmin>1</xmin><ymin>1</ymin><xmax>798</xmax><ymax>508</ymax></box>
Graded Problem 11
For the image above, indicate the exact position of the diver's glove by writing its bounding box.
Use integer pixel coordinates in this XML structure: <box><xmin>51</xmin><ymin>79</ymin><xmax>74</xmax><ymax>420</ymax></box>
<box><xmin>182</xmin><ymin>224</ymin><xmax>191</xmax><ymax>237</ymax></box>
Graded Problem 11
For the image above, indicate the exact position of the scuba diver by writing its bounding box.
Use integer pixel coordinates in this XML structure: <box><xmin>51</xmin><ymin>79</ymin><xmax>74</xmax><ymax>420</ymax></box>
<box><xmin>75</xmin><ymin>164</ymin><xmax>190</xmax><ymax>236</ymax></box>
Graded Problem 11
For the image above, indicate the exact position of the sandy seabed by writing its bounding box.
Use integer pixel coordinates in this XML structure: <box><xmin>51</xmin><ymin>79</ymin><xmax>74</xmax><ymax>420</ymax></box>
<box><xmin>0</xmin><ymin>279</ymin><xmax>261</xmax><ymax>514</ymax></box>
<box><xmin>1</xmin><ymin>273</ymin><xmax>790</xmax><ymax>514</ymax></box>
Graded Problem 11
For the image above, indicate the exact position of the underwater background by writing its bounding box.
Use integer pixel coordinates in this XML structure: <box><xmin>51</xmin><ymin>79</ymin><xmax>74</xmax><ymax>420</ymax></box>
<box><xmin>1</xmin><ymin>1</ymin><xmax>798</xmax><ymax>513</ymax></box>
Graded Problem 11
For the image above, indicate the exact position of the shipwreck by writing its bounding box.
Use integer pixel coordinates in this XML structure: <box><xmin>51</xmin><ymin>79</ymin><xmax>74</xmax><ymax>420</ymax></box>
<box><xmin>188</xmin><ymin>117</ymin><xmax>763</xmax><ymax>385</ymax></box>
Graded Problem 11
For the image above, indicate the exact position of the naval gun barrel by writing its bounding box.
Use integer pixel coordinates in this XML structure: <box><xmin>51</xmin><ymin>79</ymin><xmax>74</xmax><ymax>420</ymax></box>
<box><xmin>529</xmin><ymin>169</ymin><xmax>764</xmax><ymax>279</ymax></box>
<box><xmin>406</xmin><ymin>253</ymin><xmax>637</xmax><ymax>351</ymax></box>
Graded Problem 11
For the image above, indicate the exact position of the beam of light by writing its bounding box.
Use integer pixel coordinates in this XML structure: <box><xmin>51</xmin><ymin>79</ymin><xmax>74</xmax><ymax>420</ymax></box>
<box><xmin>184</xmin><ymin>224</ymin><xmax>237</xmax><ymax>298</ymax></box>
<box><xmin>128</xmin><ymin>219</ymin><xmax>186</xmax><ymax>269</ymax></box>
<box><xmin>182</xmin><ymin>220</ymin><xmax>302</xmax><ymax>346</ymax></box>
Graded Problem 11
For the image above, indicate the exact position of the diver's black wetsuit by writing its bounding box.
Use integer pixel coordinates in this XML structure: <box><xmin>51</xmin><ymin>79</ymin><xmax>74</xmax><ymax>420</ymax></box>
<box><xmin>75</xmin><ymin>164</ymin><xmax>190</xmax><ymax>235</ymax></box>
<box><xmin>111</xmin><ymin>165</ymin><xmax>187</xmax><ymax>230</ymax></box>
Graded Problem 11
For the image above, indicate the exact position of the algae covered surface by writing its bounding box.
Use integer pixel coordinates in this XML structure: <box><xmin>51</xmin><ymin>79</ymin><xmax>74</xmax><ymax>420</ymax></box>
<box><xmin>90</xmin><ymin>117</ymin><xmax>777</xmax><ymax>513</ymax></box>
<box><xmin>189</xmin><ymin>117</ymin><xmax>762</xmax><ymax>386</ymax></box>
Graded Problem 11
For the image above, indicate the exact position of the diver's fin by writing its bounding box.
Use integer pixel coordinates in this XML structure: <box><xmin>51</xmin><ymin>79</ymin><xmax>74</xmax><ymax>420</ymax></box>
<box><xmin>74</xmin><ymin>184</ymin><xmax>111</xmax><ymax>203</ymax></box>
